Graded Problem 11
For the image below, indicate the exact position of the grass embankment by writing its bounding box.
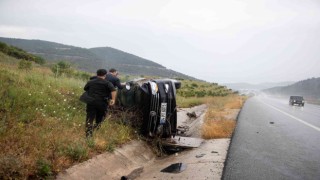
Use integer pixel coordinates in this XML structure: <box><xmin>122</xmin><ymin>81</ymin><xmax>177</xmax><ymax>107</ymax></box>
<box><xmin>0</xmin><ymin>53</ymin><xmax>134</xmax><ymax>179</ymax></box>
<box><xmin>202</xmin><ymin>95</ymin><xmax>246</xmax><ymax>139</ymax></box>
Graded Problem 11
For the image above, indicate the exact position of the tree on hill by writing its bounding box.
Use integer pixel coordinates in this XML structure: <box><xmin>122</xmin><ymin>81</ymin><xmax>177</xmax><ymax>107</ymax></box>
<box><xmin>51</xmin><ymin>60</ymin><xmax>92</xmax><ymax>80</ymax></box>
<box><xmin>51</xmin><ymin>61</ymin><xmax>71</xmax><ymax>77</ymax></box>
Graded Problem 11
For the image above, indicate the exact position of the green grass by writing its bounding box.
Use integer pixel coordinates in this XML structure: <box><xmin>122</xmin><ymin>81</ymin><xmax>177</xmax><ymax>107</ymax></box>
<box><xmin>0</xmin><ymin>52</ymin><xmax>134</xmax><ymax>179</ymax></box>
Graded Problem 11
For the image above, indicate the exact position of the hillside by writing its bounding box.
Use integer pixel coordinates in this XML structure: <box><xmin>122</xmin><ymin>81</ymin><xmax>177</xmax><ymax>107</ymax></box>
<box><xmin>263</xmin><ymin>77</ymin><xmax>320</xmax><ymax>101</ymax></box>
<box><xmin>0</xmin><ymin>37</ymin><xmax>196</xmax><ymax>80</ymax></box>
<box><xmin>89</xmin><ymin>47</ymin><xmax>164</xmax><ymax>68</ymax></box>
<box><xmin>224</xmin><ymin>81</ymin><xmax>294</xmax><ymax>90</ymax></box>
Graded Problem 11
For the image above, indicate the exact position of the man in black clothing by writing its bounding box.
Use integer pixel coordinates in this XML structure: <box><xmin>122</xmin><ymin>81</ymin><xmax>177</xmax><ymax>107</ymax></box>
<box><xmin>84</xmin><ymin>69</ymin><xmax>116</xmax><ymax>137</ymax></box>
<box><xmin>106</xmin><ymin>68</ymin><xmax>124</xmax><ymax>90</ymax></box>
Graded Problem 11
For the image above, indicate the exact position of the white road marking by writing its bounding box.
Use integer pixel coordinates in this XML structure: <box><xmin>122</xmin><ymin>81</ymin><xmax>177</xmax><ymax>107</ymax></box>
<box><xmin>258</xmin><ymin>99</ymin><xmax>320</xmax><ymax>132</ymax></box>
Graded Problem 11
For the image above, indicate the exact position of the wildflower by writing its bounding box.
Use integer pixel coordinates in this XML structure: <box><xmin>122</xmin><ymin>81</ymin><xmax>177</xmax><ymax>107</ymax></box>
<box><xmin>64</xmin><ymin>99</ymin><xmax>67</xmax><ymax>102</ymax></box>
<box><xmin>44</xmin><ymin>104</ymin><xmax>47</xmax><ymax>107</ymax></box>
<box><xmin>53</xmin><ymin>111</ymin><xmax>56</xmax><ymax>113</ymax></box>
<box><xmin>72</xmin><ymin>92</ymin><xmax>74</xmax><ymax>95</ymax></box>
<box><xmin>40</xmin><ymin>92</ymin><xmax>43</xmax><ymax>94</ymax></box>
<box><xmin>36</xmin><ymin>108</ymin><xmax>38</xmax><ymax>110</ymax></box>
<box><xmin>28</xmin><ymin>93</ymin><xmax>31</xmax><ymax>96</ymax></box>
<box><xmin>73</xmin><ymin>107</ymin><xmax>76</xmax><ymax>110</ymax></box>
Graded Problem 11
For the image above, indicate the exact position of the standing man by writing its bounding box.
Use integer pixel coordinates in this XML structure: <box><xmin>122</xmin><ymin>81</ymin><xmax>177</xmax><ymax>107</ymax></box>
<box><xmin>106</xmin><ymin>68</ymin><xmax>124</xmax><ymax>89</ymax></box>
<box><xmin>84</xmin><ymin>69</ymin><xmax>116</xmax><ymax>137</ymax></box>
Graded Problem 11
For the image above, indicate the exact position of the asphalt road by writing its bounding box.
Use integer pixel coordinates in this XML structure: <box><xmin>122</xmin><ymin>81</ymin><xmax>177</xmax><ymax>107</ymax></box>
<box><xmin>223</xmin><ymin>95</ymin><xmax>320</xmax><ymax>180</ymax></box>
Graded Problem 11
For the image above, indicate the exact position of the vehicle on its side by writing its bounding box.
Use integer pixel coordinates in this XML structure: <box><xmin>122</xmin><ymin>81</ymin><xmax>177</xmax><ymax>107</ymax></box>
<box><xmin>289</xmin><ymin>96</ymin><xmax>305</xmax><ymax>106</ymax></box>
<box><xmin>117</xmin><ymin>78</ymin><xmax>181</xmax><ymax>138</ymax></box>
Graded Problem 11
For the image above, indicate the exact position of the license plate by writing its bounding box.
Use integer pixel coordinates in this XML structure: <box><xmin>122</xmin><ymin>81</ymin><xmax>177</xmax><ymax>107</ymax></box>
<box><xmin>160</xmin><ymin>103</ymin><xmax>167</xmax><ymax>124</ymax></box>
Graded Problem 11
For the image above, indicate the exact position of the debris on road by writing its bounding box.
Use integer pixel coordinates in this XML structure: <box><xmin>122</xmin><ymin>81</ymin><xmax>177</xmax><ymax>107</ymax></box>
<box><xmin>161</xmin><ymin>163</ymin><xmax>187</xmax><ymax>173</ymax></box>
<box><xmin>196</xmin><ymin>153</ymin><xmax>206</xmax><ymax>158</ymax></box>
<box><xmin>187</xmin><ymin>111</ymin><xmax>197</xmax><ymax>118</ymax></box>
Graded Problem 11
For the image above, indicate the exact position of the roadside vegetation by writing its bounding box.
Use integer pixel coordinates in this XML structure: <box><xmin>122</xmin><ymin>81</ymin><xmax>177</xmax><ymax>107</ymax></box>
<box><xmin>0</xmin><ymin>52</ymin><xmax>134</xmax><ymax>179</ymax></box>
<box><xmin>201</xmin><ymin>95</ymin><xmax>246</xmax><ymax>139</ymax></box>
<box><xmin>176</xmin><ymin>80</ymin><xmax>234</xmax><ymax>108</ymax></box>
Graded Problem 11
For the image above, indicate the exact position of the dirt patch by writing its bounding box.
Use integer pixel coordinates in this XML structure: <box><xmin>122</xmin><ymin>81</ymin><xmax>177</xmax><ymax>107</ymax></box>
<box><xmin>57</xmin><ymin>104</ymin><xmax>240</xmax><ymax>180</ymax></box>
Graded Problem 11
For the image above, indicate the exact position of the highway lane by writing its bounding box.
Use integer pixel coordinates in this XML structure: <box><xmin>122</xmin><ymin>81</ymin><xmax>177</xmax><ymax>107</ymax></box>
<box><xmin>259</xmin><ymin>96</ymin><xmax>320</xmax><ymax>128</ymax></box>
<box><xmin>223</xmin><ymin>96</ymin><xmax>320</xmax><ymax>180</ymax></box>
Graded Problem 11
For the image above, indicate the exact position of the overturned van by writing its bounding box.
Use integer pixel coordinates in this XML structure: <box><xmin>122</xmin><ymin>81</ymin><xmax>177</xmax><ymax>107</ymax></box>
<box><xmin>117</xmin><ymin>78</ymin><xmax>181</xmax><ymax>138</ymax></box>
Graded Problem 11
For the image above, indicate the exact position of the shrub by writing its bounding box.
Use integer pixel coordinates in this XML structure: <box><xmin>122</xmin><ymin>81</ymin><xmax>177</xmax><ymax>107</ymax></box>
<box><xmin>18</xmin><ymin>60</ymin><xmax>32</xmax><ymax>71</ymax></box>
<box><xmin>36</xmin><ymin>158</ymin><xmax>52</xmax><ymax>178</ymax></box>
<box><xmin>106</xmin><ymin>141</ymin><xmax>115</xmax><ymax>152</ymax></box>
<box><xmin>195</xmin><ymin>90</ymin><xmax>206</xmax><ymax>97</ymax></box>
<box><xmin>65</xmin><ymin>143</ymin><xmax>88</xmax><ymax>161</ymax></box>
<box><xmin>51</xmin><ymin>61</ymin><xmax>71</xmax><ymax>77</ymax></box>
<box><xmin>0</xmin><ymin>155</ymin><xmax>23</xmax><ymax>179</ymax></box>
<box><xmin>191</xmin><ymin>83</ymin><xmax>198</xmax><ymax>87</ymax></box>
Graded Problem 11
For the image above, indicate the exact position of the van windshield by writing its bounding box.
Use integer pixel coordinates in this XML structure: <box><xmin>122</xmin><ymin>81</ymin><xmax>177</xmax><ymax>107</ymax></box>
<box><xmin>290</xmin><ymin>96</ymin><xmax>303</xmax><ymax>100</ymax></box>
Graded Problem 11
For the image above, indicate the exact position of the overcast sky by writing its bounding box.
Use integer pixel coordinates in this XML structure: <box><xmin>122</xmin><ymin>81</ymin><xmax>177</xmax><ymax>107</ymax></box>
<box><xmin>0</xmin><ymin>0</ymin><xmax>319</xmax><ymax>83</ymax></box>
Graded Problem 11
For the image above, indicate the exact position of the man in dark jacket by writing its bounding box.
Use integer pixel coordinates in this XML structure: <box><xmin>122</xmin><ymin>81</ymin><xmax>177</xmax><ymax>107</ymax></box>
<box><xmin>84</xmin><ymin>69</ymin><xmax>116</xmax><ymax>137</ymax></box>
<box><xmin>106</xmin><ymin>68</ymin><xmax>124</xmax><ymax>90</ymax></box>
